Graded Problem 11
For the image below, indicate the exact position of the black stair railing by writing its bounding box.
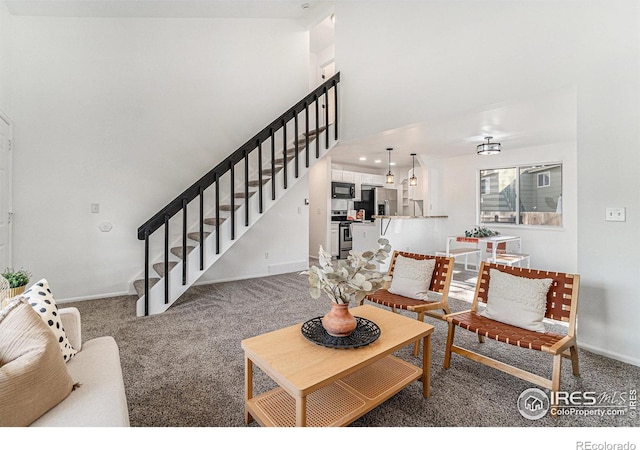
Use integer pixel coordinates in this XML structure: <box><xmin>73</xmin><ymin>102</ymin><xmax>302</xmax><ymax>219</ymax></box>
<box><xmin>137</xmin><ymin>72</ymin><xmax>340</xmax><ymax>316</ymax></box>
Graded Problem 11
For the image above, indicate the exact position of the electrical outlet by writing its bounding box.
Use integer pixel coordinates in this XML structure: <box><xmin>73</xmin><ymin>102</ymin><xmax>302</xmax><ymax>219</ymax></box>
<box><xmin>91</xmin><ymin>203</ymin><xmax>100</xmax><ymax>213</ymax></box>
<box><xmin>297</xmin><ymin>207</ymin><xmax>302</xmax><ymax>214</ymax></box>
<box><xmin>265</xmin><ymin>251</ymin><xmax>269</xmax><ymax>259</ymax></box>
<box><xmin>605</xmin><ymin>207</ymin><xmax>626</xmax><ymax>222</ymax></box>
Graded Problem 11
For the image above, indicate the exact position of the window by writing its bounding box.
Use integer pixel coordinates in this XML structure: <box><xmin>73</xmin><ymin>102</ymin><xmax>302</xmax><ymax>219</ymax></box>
<box><xmin>479</xmin><ymin>164</ymin><xmax>562</xmax><ymax>227</ymax></box>
<box><xmin>537</xmin><ymin>171</ymin><xmax>551</xmax><ymax>188</ymax></box>
<box><xmin>480</xmin><ymin>177</ymin><xmax>491</xmax><ymax>195</ymax></box>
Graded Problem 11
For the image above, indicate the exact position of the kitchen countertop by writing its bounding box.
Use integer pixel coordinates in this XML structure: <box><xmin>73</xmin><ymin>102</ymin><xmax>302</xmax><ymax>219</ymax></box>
<box><xmin>372</xmin><ymin>215</ymin><xmax>449</xmax><ymax>219</ymax></box>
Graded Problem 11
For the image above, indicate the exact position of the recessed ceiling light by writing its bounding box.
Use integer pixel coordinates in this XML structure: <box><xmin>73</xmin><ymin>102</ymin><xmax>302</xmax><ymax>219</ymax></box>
<box><xmin>359</xmin><ymin>157</ymin><xmax>367</xmax><ymax>161</ymax></box>
<box><xmin>374</xmin><ymin>159</ymin><xmax>381</xmax><ymax>163</ymax></box>
<box><xmin>390</xmin><ymin>162</ymin><xmax>396</xmax><ymax>166</ymax></box>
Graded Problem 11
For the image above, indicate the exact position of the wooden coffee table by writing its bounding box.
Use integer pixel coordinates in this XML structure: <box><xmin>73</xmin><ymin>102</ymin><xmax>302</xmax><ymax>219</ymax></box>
<box><xmin>241</xmin><ymin>304</ymin><xmax>434</xmax><ymax>427</ymax></box>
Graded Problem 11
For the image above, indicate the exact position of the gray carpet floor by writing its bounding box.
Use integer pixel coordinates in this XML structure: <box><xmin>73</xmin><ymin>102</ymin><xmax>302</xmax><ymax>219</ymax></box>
<box><xmin>64</xmin><ymin>266</ymin><xmax>640</xmax><ymax>429</ymax></box>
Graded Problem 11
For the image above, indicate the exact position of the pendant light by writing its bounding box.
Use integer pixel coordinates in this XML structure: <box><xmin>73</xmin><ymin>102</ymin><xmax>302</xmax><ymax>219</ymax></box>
<box><xmin>409</xmin><ymin>153</ymin><xmax>418</xmax><ymax>186</ymax></box>
<box><xmin>386</xmin><ymin>148</ymin><xmax>394</xmax><ymax>184</ymax></box>
<box><xmin>477</xmin><ymin>136</ymin><xmax>501</xmax><ymax>155</ymax></box>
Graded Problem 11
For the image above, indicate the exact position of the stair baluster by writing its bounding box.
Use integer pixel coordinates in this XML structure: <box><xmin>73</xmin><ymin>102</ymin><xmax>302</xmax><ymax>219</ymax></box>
<box><xmin>258</xmin><ymin>140</ymin><xmax>263</xmax><ymax>213</ymax></box>
<box><xmin>244</xmin><ymin>150</ymin><xmax>250</xmax><ymax>227</ymax></box>
<box><xmin>199</xmin><ymin>187</ymin><xmax>204</xmax><ymax>271</ymax></box>
<box><xmin>294</xmin><ymin>113</ymin><xmax>299</xmax><ymax>179</ymax></box>
<box><xmin>230</xmin><ymin>160</ymin><xmax>235</xmax><ymax>241</ymax></box>
<box><xmin>305</xmin><ymin>103</ymin><xmax>310</xmax><ymax>168</ymax></box>
<box><xmin>270</xmin><ymin>128</ymin><xmax>276</xmax><ymax>201</ymax></box>
<box><xmin>215</xmin><ymin>175</ymin><xmax>220</xmax><ymax>255</ymax></box>
<box><xmin>182</xmin><ymin>198</ymin><xmax>187</xmax><ymax>285</ymax></box>
<box><xmin>144</xmin><ymin>229</ymin><xmax>150</xmax><ymax>316</ymax></box>
<box><xmin>333</xmin><ymin>80</ymin><xmax>339</xmax><ymax>140</ymax></box>
<box><xmin>164</xmin><ymin>215</ymin><xmax>169</xmax><ymax>304</ymax></box>
<box><xmin>282</xmin><ymin>119</ymin><xmax>288</xmax><ymax>190</ymax></box>
<box><xmin>315</xmin><ymin>95</ymin><xmax>320</xmax><ymax>158</ymax></box>
<box><xmin>135</xmin><ymin>73</ymin><xmax>341</xmax><ymax>316</ymax></box>
<box><xmin>324</xmin><ymin>86</ymin><xmax>329</xmax><ymax>149</ymax></box>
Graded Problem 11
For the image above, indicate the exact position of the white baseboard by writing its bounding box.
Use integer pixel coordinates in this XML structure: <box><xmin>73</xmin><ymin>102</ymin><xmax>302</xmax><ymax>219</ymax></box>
<box><xmin>579</xmin><ymin>342</ymin><xmax>640</xmax><ymax>368</ymax></box>
<box><xmin>56</xmin><ymin>290</ymin><xmax>131</xmax><ymax>305</ymax></box>
<box><xmin>55</xmin><ymin>260</ymin><xmax>311</xmax><ymax>304</ymax></box>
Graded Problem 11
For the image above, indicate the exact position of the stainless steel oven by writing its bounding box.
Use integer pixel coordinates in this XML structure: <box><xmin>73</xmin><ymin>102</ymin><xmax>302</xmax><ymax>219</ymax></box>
<box><xmin>338</xmin><ymin>222</ymin><xmax>352</xmax><ymax>259</ymax></box>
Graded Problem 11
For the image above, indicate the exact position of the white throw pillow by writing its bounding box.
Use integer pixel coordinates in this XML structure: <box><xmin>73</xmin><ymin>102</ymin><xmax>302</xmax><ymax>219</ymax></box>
<box><xmin>481</xmin><ymin>269</ymin><xmax>553</xmax><ymax>332</ymax></box>
<box><xmin>23</xmin><ymin>279</ymin><xmax>77</xmax><ymax>362</ymax></box>
<box><xmin>388</xmin><ymin>255</ymin><xmax>436</xmax><ymax>300</ymax></box>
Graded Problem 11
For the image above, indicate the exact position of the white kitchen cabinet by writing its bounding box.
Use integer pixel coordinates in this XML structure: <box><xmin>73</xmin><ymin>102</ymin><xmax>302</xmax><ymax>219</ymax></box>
<box><xmin>372</xmin><ymin>174</ymin><xmax>386</xmax><ymax>186</ymax></box>
<box><xmin>330</xmin><ymin>223</ymin><xmax>339</xmax><ymax>257</ymax></box>
<box><xmin>352</xmin><ymin>172</ymin><xmax>362</xmax><ymax>201</ymax></box>
<box><xmin>341</xmin><ymin>170</ymin><xmax>354</xmax><ymax>182</ymax></box>
<box><xmin>331</xmin><ymin>169</ymin><xmax>342</xmax><ymax>181</ymax></box>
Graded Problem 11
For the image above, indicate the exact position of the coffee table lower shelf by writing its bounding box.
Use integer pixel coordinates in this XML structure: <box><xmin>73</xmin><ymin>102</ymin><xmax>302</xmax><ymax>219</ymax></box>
<box><xmin>246</xmin><ymin>355</ymin><xmax>423</xmax><ymax>427</ymax></box>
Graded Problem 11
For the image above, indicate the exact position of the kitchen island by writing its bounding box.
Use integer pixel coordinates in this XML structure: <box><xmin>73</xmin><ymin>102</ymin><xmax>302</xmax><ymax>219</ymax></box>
<box><xmin>352</xmin><ymin>215</ymin><xmax>448</xmax><ymax>272</ymax></box>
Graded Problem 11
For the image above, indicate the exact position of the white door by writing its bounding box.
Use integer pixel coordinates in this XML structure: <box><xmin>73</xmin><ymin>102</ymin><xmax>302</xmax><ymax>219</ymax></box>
<box><xmin>0</xmin><ymin>112</ymin><xmax>13</xmax><ymax>271</ymax></box>
<box><xmin>320</xmin><ymin>62</ymin><xmax>336</xmax><ymax>127</ymax></box>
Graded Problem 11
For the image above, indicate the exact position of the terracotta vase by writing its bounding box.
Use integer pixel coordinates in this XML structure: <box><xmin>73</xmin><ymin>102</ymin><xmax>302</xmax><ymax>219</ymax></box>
<box><xmin>322</xmin><ymin>303</ymin><xmax>357</xmax><ymax>337</ymax></box>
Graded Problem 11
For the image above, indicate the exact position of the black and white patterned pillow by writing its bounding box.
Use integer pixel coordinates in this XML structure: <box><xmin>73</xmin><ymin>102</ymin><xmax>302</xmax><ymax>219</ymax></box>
<box><xmin>23</xmin><ymin>279</ymin><xmax>77</xmax><ymax>362</ymax></box>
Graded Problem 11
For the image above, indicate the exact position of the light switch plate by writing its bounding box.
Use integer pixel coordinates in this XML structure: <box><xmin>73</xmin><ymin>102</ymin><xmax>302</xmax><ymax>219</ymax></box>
<box><xmin>605</xmin><ymin>207</ymin><xmax>626</xmax><ymax>222</ymax></box>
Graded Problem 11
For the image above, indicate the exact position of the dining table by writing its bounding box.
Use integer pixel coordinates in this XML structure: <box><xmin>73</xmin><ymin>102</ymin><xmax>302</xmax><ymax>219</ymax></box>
<box><xmin>445</xmin><ymin>235</ymin><xmax>522</xmax><ymax>263</ymax></box>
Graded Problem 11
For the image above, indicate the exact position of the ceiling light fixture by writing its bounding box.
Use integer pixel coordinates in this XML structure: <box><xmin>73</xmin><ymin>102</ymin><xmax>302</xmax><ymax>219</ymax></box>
<box><xmin>410</xmin><ymin>153</ymin><xmax>418</xmax><ymax>186</ymax></box>
<box><xmin>386</xmin><ymin>148</ymin><xmax>394</xmax><ymax>184</ymax></box>
<box><xmin>359</xmin><ymin>156</ymin><xmax>367</xmax><ymax>161</ymax></box>
<box><xmin>477</xmin><ymin>136</ymin><xmax>501</xmax><ymax>155</ymax></box>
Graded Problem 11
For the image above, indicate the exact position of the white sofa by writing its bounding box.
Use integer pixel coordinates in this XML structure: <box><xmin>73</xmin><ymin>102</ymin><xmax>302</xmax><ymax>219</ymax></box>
<box><xmin>29</xmin><ymin>307</ymin><xmax>130</xmax><ymax>427</ymax></box>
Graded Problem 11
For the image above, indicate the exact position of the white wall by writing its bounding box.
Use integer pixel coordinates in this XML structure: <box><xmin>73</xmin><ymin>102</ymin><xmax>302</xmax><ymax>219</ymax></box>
<box><xmin>336</xmin><ymin>1</ymin><xmax>640</xmax><ymax>365</ymax></box>
<box><xmin>199</xmin><ymin>176</ymin><xmax>310</xmax><ymax>284</ymax></box>
<box><xmin>437</xmin><ymin>141</ymin><xmax>578</xmax><ymax>273</ymax></box>
<box><xmin>8</xmin><ymin>15</ymin><xmax>310</xmax><ymax>300</ymax></box>
<box><xmin>0</xmin><ymin>1</ymin><xmax>11</xmax><ymax>111</ymax></box>
<box><xmin>308</xmin><ymin>155</ymin><xmax>330</xmax><ymax>257</ymax></box>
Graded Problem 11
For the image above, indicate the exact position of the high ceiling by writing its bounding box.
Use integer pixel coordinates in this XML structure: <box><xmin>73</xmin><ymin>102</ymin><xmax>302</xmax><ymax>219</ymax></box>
<box><xmin>6</xmin><ymin>1</ymin><xmax>576</xmax><ymax>171</ymax></box>
<box><xmin>329</xmin><ymin>87</ymin><xmax>577</xmax><ymax>171</ymax></box>
<box><xmin>5</xmin><ymin>0</ymin><xmax>334</xmax><ymax>24</ymax></box>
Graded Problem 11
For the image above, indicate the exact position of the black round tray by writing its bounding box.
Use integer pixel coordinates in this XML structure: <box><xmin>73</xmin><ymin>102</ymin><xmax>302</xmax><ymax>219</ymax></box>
<box><xmin>300</xmin><ymin>316</ymin><xmax>380</xmax><ymax>349</ymax></box>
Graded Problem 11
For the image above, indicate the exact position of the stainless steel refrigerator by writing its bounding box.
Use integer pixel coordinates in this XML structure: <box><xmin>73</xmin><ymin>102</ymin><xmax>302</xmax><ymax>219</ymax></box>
<box><xmin>358</xmin><ymin>187</ymin><xmax>398</xmax><ymax>217</ymax></box>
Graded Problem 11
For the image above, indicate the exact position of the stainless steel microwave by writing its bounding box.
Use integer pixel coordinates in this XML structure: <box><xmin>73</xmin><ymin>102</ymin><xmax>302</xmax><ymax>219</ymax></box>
<box><xmin>331</xmin><ymin>181</ymin><xmax>355</xmax><ymax>199</ymax></box>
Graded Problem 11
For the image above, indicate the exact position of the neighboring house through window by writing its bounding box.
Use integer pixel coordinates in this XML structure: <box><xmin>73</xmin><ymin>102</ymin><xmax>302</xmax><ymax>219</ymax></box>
<box><xmin>479</xmin><ymin>163</ymin><xmax>563</xmax><ymax>226</ymax></box>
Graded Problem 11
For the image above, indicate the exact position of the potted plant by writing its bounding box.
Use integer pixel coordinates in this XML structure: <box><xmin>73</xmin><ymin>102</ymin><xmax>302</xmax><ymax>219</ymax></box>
<box><xmin>464</xmin><ymin>226</ymin><xmax>499</xmax><ymax>238</ymax></box>
<box><xmin>2</xmin><ymin>267</ymin><xmax>31</xmax><ymax>298</ymax></box>
<box><xmin>302</xmin><ymin>238</ymin><xmax>391</xmax><ymax>337</ymax></box>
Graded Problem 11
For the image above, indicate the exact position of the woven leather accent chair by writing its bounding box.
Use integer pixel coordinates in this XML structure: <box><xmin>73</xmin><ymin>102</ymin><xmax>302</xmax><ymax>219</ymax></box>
<box><xmin>360</xmin><ymin>251</ymin><xmax>454</xmax><ymax>356</ymax></box>
<box><xmin>444</xmin><ymin>261</ymin><xmax>580</xmax><ymax>408</ymax></box>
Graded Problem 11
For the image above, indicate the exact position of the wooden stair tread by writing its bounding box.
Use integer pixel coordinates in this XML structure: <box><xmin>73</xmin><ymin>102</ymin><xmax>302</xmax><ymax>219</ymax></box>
<box><xmin>170</xmin><ymin>246</ymin><xmax>196</xmax><ymax>259</ymax></box>
<box><xmin>261</xmin><ymin>166</ymin><xmax>284</xmax><ymax>176</ymax></box>
<box><xmin>234</xmin><ymin>191</ymin><xmax>257</xmax><ymax>198</ymax></box>
<box><xmin>203</xmin><ymin>217</ymin><xmax>227</xmax><ymax>226</ymax></box>
<box><xmin>219</xmin><ymin>204</ymin><xmax>242</xmax><ymax>211</ymax></box>
<box><xmin>133</xmin><ymin>278</ymin><xmax>160</xmax><ymax>298</ymax></box>
<box><xmin>247</xmin><ymin>179</ymin><xmax>270</xmax><ymax>187</ymax></box>
<box><xmin>187</xmin><ymin>231</ymin><xmax>212</xmax><ymax>242</ymax></box>
<box><xmin>152</xmin><ymin>261</ymin><xmax>178</xmax><ymax>277</ymax></box>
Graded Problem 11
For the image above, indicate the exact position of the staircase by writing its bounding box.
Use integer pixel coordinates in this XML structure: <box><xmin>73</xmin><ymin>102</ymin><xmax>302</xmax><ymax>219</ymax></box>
<box><xmin>133</xmin><ymin>73</ymin><xmax>340</xmax><ymax>316</ymax></box>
